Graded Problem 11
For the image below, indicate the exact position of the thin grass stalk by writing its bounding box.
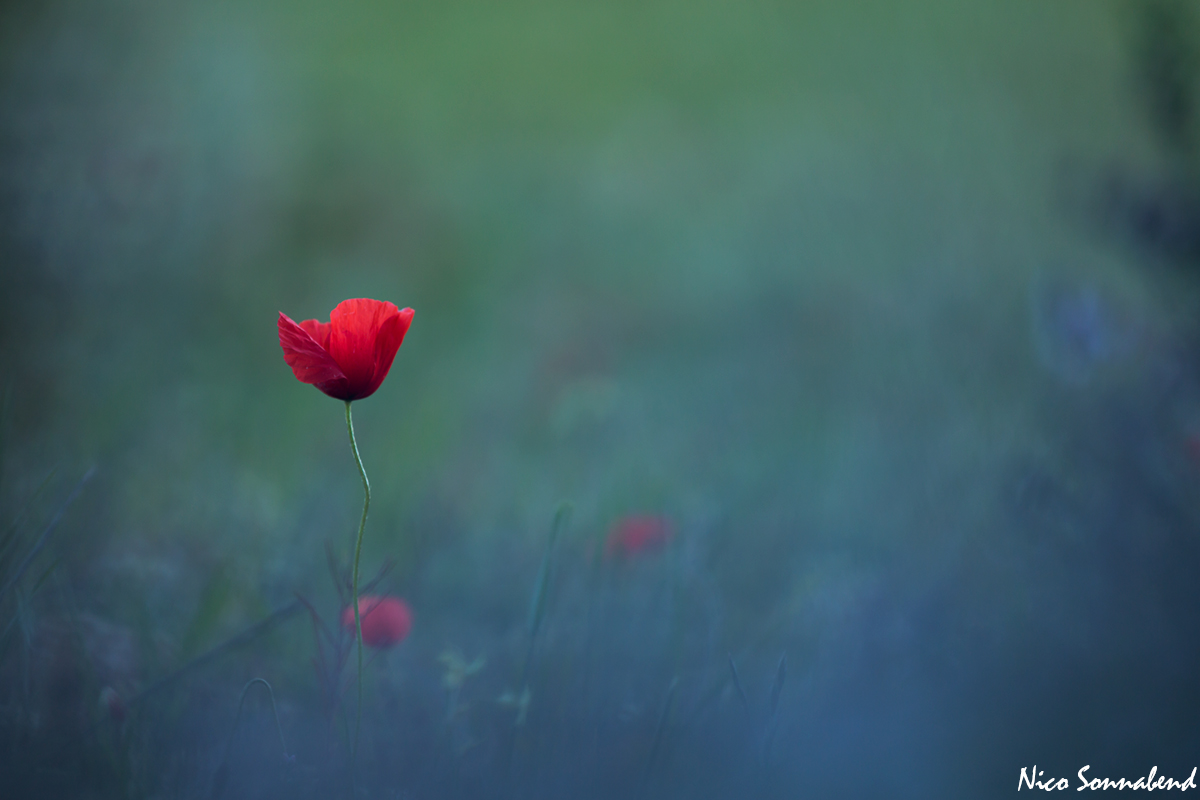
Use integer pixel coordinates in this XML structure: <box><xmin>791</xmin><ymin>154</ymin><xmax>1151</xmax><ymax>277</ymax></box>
<box><xmin>0</xmin><ymin>466</ymin><xmax>93</xmax><ymax>604</ymax></box>
<box><xmin>0</xmin><ymin>468</ymin><xmax>57</xmax><ymax>563</ymax></box>
<box><xmin>727</xmin><ymin>653</ymin><xmax>750</xmax><ymax>716</ymax></box>
<box><xmin>638</xmin><ymin>675</ymin><xmax>680</xmax><ymax>799</ymax></box>
<box><xmin>761</xmin><ymin>653</ymin><xmax>787</xmax><ymax>768</ymax></box>
<box><xmin>210</xmin><ymin>678</ymin><xmax>292</xmax><ymax>799</ymax></box>
<box><xmin>344</xmin><ymin>400</ymin><xmax>371</xmax><ymax>760</ymax></box>
<box><xmin>517</xmin><ymin>502</ymin><xmax>571</xmax><ymax>694</ymax></box>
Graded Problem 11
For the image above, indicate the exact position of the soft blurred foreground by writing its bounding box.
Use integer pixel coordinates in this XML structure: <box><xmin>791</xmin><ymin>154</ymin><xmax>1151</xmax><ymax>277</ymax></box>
<box><xmin>3</xmin><ymin>0</ymin><xmax>1200</xmax><ymax>798</ymax></box>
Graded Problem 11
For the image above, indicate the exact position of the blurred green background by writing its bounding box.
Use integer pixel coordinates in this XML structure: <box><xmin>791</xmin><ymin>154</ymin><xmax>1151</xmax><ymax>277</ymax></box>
<box><xmin>3</xmin><ymin>0</ymin><xmax>1200</xmax><ymax>797</ymax></box>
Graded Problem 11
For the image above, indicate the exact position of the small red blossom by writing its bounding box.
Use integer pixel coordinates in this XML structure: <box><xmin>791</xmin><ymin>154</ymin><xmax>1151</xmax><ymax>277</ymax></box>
<box><xmin>278</xmin><ymin>298</ymin><xmax>414</xmax><ymax>401</ymax></box>
<box><xmin>99</xmin><ymin>686</ymin><xmax>125</xmax><ymax>722</ymax></box>
<box><xmin>604</xmin><ymin>515</ymin><xmax>673</xmax><ymax>561</ymax></box>
<box><xmin>341</xmin><ymin>595</ymin><xmax>413</xmax><ymax>648</ymax></box>
<box><xmin>1188</xmin><ymin>433</ymin><xmax>1200</xmax><ymax>466</ymax></box>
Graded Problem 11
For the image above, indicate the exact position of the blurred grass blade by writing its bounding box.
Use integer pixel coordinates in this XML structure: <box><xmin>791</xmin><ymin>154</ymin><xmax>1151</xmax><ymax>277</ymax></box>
<box><xmin>29</xmin><ymin>556</ymin><xmax>61</xmax><ymax>596</ymax></box>
<box><xmin>295</xmin><ymin>592</ymin><xmax>336</xmax><ymax>651</ymax></box>
<box><xmin>0</xmin><ymin>466</ymin><xmax>93</xmax><ymax>604</ymax></box>
<box><xmin>727</xmin><ymin>653</ymin><xmax>750</xmax><ymax>712</ymax></box>
<box><xmin>181</xmin><ymin>561</ymin><xmax>234</xmax><ymax>659</ymax></box>
<box><xmin>0</xmin><ymin>468</ymin><xmax>58</xmax><ymax>563</ymax></box>
<box><xmin>211</xmin><ymin>678</ymin><xmax>292</xmax><ymax>799</ymax></box>
<box><xmin>512</xmin><ymin>502</ymin><xmax>573</xmax><ymax>727</ymax></box>
<box><xmin>762</xmin><ymin>653</ymin><xmax>787</xmax><ymax>769</ymax></box>
<box><xmin>0</xmin><ymin>591</ymin><xmax>20</xmax><ymax>645</ymax></box>
<box><xmin>527</xmin><ymin>502</ymin><xmax>571</xmax><ymax>638</ymax></box>
<box><xmin>0</xmin><ymin>383</ymin><xmax>10</xmax><ymax>500</ymax></box>
<box><xmin>639</xmin><ymin>675</ymin><xmax>680</xmax><ymax>798</ymax></box>
<box><xmin>768</xmin><ymin>653</ymin><xmax>786</xmax><ymax>717</ymax></box>
<box><xmin>129</xmin><ymin>600</ymin><xmax>303</xmax><ymax>708</ymax></box>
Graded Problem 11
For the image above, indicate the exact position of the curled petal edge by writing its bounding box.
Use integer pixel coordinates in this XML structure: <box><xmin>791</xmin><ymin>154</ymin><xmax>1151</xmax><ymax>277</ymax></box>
<box><xmin>278</xmin><ymin>312</ymin><xmax>347</xmax><ymax>386</ymax></box>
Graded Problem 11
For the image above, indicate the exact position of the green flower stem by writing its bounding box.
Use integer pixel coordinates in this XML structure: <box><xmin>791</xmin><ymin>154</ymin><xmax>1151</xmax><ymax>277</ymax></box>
<box><xmin>345</xmin><ymin>400</ymin><xmax>370</xmax><ymax>760</ymax></box>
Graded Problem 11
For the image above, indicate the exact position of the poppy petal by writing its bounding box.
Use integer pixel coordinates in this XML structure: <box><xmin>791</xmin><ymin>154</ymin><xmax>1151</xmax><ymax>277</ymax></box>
<box><xmin>278</xmin><ymin>313</ymin><xmax>347</xmax><ymax>387</ymax></box>
<box><xmin>299</xmin><ymin>318</ymin><xmax>332</xmax><ymax>351</ymax></box>
<box><xmin>365</xmin><ymin>307</ymin><xmax>414</xmax><ymax>398</ymax></box>
<box><xmin>328</xmin><ymin>299</ymin><xmax>406</xmax><ymax>400</ymax></box>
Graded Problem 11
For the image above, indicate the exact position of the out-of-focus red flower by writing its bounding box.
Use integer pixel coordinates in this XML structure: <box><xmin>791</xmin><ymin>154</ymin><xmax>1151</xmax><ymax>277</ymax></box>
<box><xmin>1188</xmin><ymin>433</ymin><xmax>1200</xmax><ymax>465</ymax></box>
<box><xmin>99</xmin><ymin>686</ymin><xmax>125</xmax><ymax>722</ymax></box>
<box><xmin>278</xmin><ymin>298</ymin><xmax>414</xmax><ymax>401</ymax></box>
<box><xmin>341</xmin><ymin>595</ymin><xmax>413</xmax><ymax>648</ymax></box>
<box><xmin>604</xmin><ymin>515</ymin><xmax>673</xmax><ymax>561</ymax></box>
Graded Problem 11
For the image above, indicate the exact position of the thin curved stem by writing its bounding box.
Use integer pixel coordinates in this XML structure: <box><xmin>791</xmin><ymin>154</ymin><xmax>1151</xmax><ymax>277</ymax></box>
<box><xmin>212</xmin><ymin>678</ymin><xmax>291</xmax><ymax>797</ymax></box>
<box><xmin>345</xmin><ymin>400</ymin><xmax>370</xmax><ymax>761</ymax></box>
<box><xmin>230</xmin><ymin>678</ymin><xmax>289</xmax><ymax>761</ymax></box>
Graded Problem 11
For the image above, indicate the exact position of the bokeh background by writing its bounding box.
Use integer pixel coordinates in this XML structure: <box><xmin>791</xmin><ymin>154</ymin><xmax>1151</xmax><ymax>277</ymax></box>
<box><xmin>3</xmin><ymin>0</ymin><xmax>1200</xmax><ymax>797</ymax></box>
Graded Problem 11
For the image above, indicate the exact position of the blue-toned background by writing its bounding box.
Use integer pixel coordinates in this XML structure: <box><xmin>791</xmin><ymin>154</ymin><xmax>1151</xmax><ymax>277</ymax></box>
<box><xmin>3</xmin><ymin>0</ymin><xmax>1200</xmax><ymax>797</ymax></box>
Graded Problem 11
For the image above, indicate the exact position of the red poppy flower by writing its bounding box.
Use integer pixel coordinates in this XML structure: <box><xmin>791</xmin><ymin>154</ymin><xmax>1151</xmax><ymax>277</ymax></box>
<box><xmin>604</xmin><ymin>515</ymin><xmax>673</xmax><ymax>560</ymax></box>
<box><xmin>341</xmin><ymin>595</ymin><xmax>413</xmax><ymax>648</ymax></box>
<box><xmin>278</xmin><ymin>298</ymin><xmax>414</xmax><ymax>401</ymax></box>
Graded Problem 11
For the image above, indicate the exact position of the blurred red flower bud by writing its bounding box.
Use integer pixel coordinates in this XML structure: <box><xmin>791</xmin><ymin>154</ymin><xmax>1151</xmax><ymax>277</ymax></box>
<box><xmin>99</xmin><ymin>686</ymin><xmax>125</xmax><ymax>722</ymax></box>
<box><xmin>341</xmin><ymin>595</ymin><xmax>413</xmax><ymax>648</ymax></box>
<box><xmin>1188</xmin><ymin>433</ymin><xmax>1200</xmax><ymax>465</ymax></box>
<box><xmin>278</xmin><ymin>298</ymin><xmax>414</xmax><ymax>401</ymax></box>
<box><xmin>604</xmin><ymin>515</ymin><xmax>673</xmax><ymax>561</ymax></box>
